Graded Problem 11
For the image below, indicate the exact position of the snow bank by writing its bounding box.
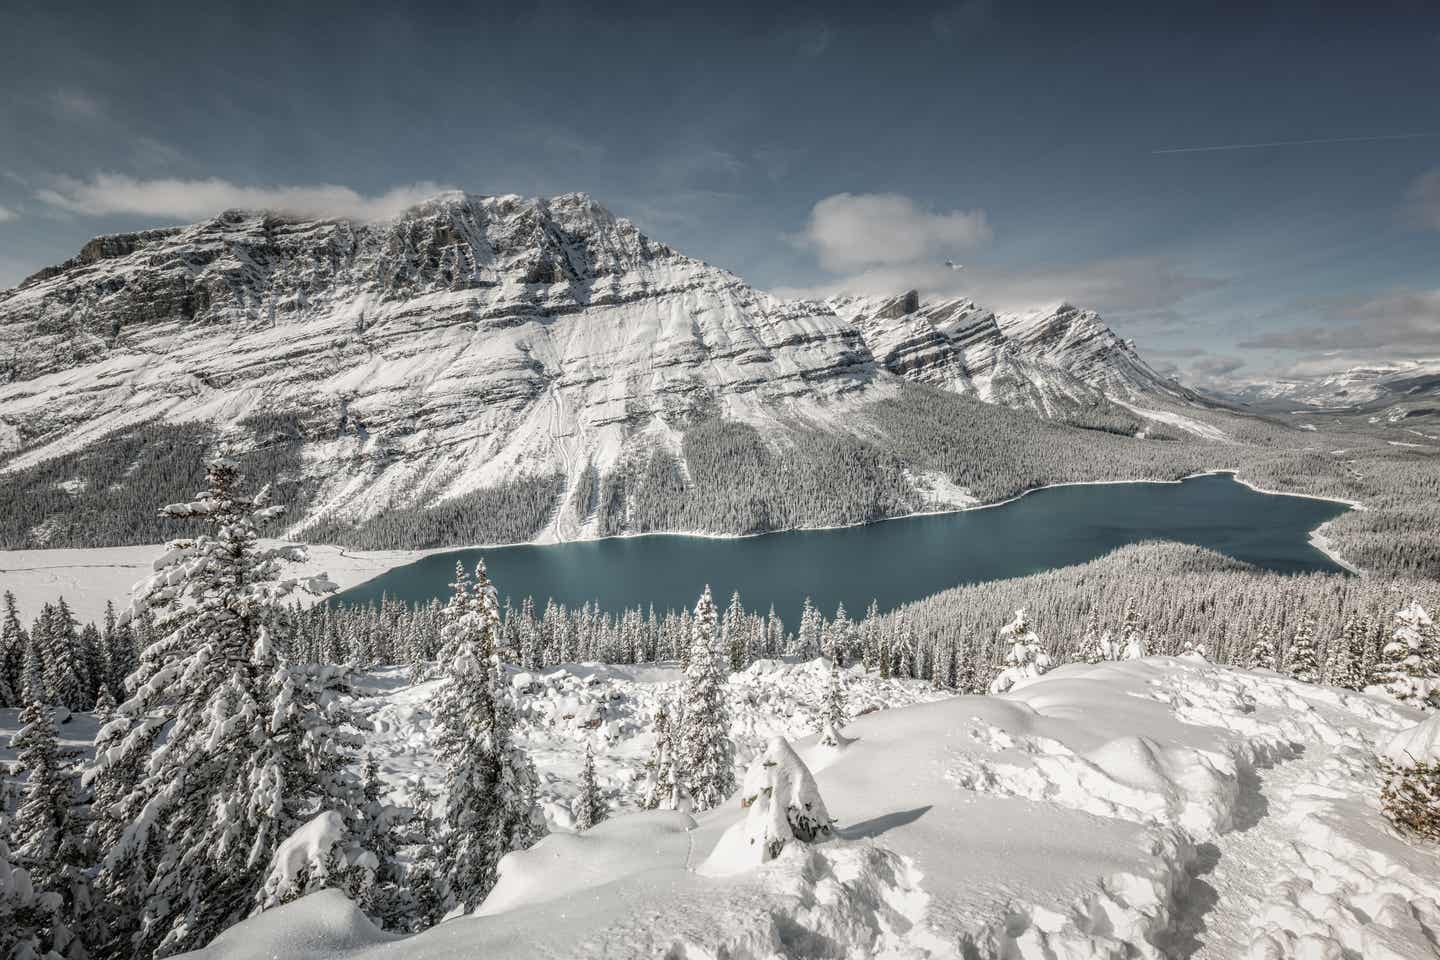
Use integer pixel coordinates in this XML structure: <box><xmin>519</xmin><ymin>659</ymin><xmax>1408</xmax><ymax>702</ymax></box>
<box><xmin>173</xmin><ymin>657</ymin><xmax>1438</xmax><ymax>960</ymax></box>
<box><xmin>1381</xmin><ymin>712</ymin><xmax>1440</xmax><ymax>767</ymax></box>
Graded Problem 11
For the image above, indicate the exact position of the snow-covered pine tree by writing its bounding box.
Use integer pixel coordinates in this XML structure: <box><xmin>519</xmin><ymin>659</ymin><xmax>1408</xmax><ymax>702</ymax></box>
<box><xmin>729</xmin><ymin>737</ymin><xmax>833</xmax><ymax>865</ymax></box>
<box><xmin>0</xmin><ymin>590</ymin><xmax>25</xmax><ymax>707</ymax></box>
<box><xmin>1079</xmin><ymin>614</ymin><xmax>1109</xmax><ymax>664</ymax></box>
<box><xmin>79</xmin><ymin>621</ymin><xmax>104</xmax><ymax>707</ymax></box>
<box><xmin>789</xmin><ymin>597</ymin><xmax>820</xmax><ymax>660</ymax></box>
<box><xmin>894</xmin><ymin>612</ymin><xmax>917</xmax><ymax>678</ymax></box>
<box><xmin>859</xmin><ymin>600</ymin><xmax>880</xmax><ymax>672</ymax></box>
<box><xmin>766</xmin><ymin>606</ymin><xmax>785</xmax><ymax>662</ymax></box>
<box><xmin>85</xmin><ymin>455</ymin><xmax>341</xmax><ymax>958</ymax></box>
<box><xmin>574</xmin><ymin>744</ymin><xmax>607</xmax><ymax>832</ymax></box>
<box><xmin>433</xmin><ymin>557</ymin><xmax>545</xmax><ymax>913</ymax></box>
<box><xmin>21</xmin><ymin>636</ymin><xmax>45</xmax><ymax>707</ymax></box>
<box><xmin>989</xmin><ymin>609</ymin><xmax>1053</xmax><ymax>694</ymax></box>
<box><xmin>1287</xmin><ymin>612</ymin><xmax>1319</xmax><ymax>683</ymax></box>
<box><xmin>1</xmin><ymin>775</ymin><xmax>44</xmax><ymax>960</ymax></box>
<box><xmin>723</xmin><ymin>591</ymin><xmax>746</xmax><ymax>673</ymax></box>
<box><xmin>1119</xmin><ymin>597</ymin><xmax>1147</xmax><ymax>660</ymax></box>
<box><xmin>1334</xmin><ymin>615</ymin><xmax>1368</xmax><ymax>691</ymax></box>
<box><xmin>822</xmin><ymin>602</ymin><xmax>851</xmax><ymax>667</ymax></box>
<box><xmin>94</xmin><ymin>683</ymin><xmax>116</xmax><ymax>720</ymax></box>
<box><xmin>1376</xmin><ymin>601</ymin><xmax>1438</xmax><ymax>708</ymax></box>
<box><xmin>1248</xmin><ymin>625</ymin><xmax>1277</xmax><ymax>671</ymax></box>
<box><xmin>9</xmin><ymin>701</ymin><xmax>94</xmax><ymax>959</ymax></box>
<box><xmin>41</xmin><ymin>599</ymin><xmax>85</xmax><ymax>711</ymax></box>
<box><xmin>639</xmin><ymin>702</ymin><xmax>673</xmax><ymax>810</ymax></box>
<box><xmin>818</xmin><ymin>660</ymin><xmax>848</xmax><ymax>746</ymax></box>
<box><xmin>680</xmin><ymin>586</ymin><xmax>736</xmax><ymax>811</ymax></box>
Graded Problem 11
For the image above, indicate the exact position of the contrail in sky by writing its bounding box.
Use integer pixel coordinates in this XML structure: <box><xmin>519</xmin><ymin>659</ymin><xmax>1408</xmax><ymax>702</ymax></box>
<box><xmin>1152</xmin><ymin>132</ymin><xmax>1429</xmax><ymax>155</ymax></box>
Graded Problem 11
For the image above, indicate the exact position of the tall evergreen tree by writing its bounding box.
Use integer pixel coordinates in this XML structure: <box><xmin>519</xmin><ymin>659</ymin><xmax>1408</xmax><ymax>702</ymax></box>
<box><xmin>1377</xmin><ymin>601</ymin><xmax>1438</xmax><ymax>708</ymax></box>
<box><xmin>433</xmin><ymin>559</ymin><xmax>545</xmax><ymax>913</ymax></box>
<box><xmin>1248</xmin><ymin>625</ymin><xmax>1277</xmax><ymax>671</ymax></box>
<box><xmin>0</xmin><ymin>589</ymin><xmax>25</xmax><ymax>706</ymax></box>
<box><xmin>574</xmin><ymin>744</ymin><xmax>606</xmax><ymax>832</ymax></box>
<box><xmin>86</xmin><ymin>456</ymin><xmax>343</xmax><ymax>958</ymax></box>
<box><xmin>9</xmin><ymin>701</ymin><xmax>94</xmax><ymax>959</ymax></box>
<box><xmin>42</xmin><ymin>599</ymin><xmax>85</xmax><ymax>711</ymax></box>
<box><xmin>680</xmin><ymin>587</ymin><xmax>736</xmax><ymax>811</ymax></box>
<box><xmin>1287</xmin><ymin>612</ymin><xmax>1319</xmax><ymax>683</ymax></box>
<box><xmin>818</xmin><ymin>660</ymin><xmax>848</xmax><ymax>741</ymax></box>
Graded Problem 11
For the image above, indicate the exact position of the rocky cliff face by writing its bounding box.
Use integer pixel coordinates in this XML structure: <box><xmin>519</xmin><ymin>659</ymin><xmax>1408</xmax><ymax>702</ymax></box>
<box><xmin>0</xmin><ymin>193</ymin><xmax>882</xmax><ymax>536</ymax></box>
<box><xmin>829</xmin><ymin>293</ymin><xmax>1187</xmax><ymax>419</ymax></box>
<box><xmin>0</xmin><ymin>192</ymin><xmax>1191</xmax><ymax>540</ymax></box>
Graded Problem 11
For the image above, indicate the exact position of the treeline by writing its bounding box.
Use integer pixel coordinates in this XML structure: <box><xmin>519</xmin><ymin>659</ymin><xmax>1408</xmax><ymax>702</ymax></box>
<box><xmin>0</xmin><ymin>459</ymin><xmax>553</xmax><ymax>959</ymax></box>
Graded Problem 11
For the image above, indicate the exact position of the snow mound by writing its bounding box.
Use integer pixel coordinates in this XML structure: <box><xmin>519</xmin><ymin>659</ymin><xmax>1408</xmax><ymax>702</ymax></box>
<box><xmin>1380</xmin><ymin>711</ymin><xmax>1440</xmax><ymax>767</ymax></box>
<box><xmin>702</xmin><ymin>736</ymin><xmax>834</xmax><ymax>874</ymax></box>
<box><xmin>181</xmin><ymin>889</ymin><xmax>393</xmax><ymax>959</ymax></box>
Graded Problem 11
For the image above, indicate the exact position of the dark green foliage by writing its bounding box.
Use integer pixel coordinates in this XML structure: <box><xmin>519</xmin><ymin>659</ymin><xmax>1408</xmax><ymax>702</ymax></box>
<box><xmin>305</xmin><ymin>473</ymin><xmax>566</xmax><ymax>549</ymax></box>
<box><xmin>0</xmin><ymin>413</ymin><xmax>319</xmax><ymax>549</ymax></box>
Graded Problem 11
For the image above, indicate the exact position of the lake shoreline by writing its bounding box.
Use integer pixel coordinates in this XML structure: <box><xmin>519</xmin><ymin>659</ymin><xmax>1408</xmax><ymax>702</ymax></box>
<box><xmin>355</xmin><ymin>467</ymin><xmax>1362</xmax><ymax>569</ymax></box>
<box><xmin>0</xmin><ymin>471</ymin><xmax>1361</xmax><ymax>622</ymax></box>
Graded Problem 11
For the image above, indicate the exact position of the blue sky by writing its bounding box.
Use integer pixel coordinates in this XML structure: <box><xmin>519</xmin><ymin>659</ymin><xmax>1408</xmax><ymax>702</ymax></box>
<box><xmin>2</xmin><ymin>0</ymin><xmax>1438</xmax><ymax>386</ymax></box>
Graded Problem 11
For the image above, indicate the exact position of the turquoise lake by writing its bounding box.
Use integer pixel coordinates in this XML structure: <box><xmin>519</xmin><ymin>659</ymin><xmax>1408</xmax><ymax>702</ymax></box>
<box><xmin>334</xmin><ymin>472</ymin><xmax>1350</xmax><ymax>623</ymax></box>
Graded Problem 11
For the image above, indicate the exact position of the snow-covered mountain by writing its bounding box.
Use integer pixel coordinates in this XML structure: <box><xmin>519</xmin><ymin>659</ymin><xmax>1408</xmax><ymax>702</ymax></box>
<box><xmin>829</xmin><ymin>291</ymin><xmax>1190</xmax><ymax>419</ymax></box>
<box><xmin>0</xmin><ymin>192</ymin><xmax>1192</xmax><ymax>538</ymax></box>
<box><xmin>1230</xmin><ymin>360</ymin><xmax>1440</xmax><ymax>411</ymax></box>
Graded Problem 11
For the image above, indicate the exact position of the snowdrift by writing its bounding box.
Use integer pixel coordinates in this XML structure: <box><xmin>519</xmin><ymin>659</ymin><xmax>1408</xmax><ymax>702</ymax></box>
<box><xmin>179</xmin><ymin>657</ymin><xmax>1439</xmax><ymax>960</ymax></box>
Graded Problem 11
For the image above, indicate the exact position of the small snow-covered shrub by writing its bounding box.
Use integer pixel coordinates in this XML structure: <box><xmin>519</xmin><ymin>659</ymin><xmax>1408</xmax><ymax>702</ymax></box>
<box><xmin>1379</xmin><ymin>713</ymin><xmax>1440</xmax><ymax>843</ymax></box>
<box><xmin>737</xmin><ymin>737</ymin><xmax>833</xmax><ymax>862</ymax></box>
<box><xmin>1380</xmin><ymin>759</ymin><xmax>1440</xmax><ymax>843</ymax></box>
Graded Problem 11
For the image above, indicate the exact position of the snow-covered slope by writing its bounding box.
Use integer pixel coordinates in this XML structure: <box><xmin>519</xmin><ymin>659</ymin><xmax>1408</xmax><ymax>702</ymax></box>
<box><xmin>182</xmin><ymin>657</ymin><xmax>1438</xmax><ymax>960</ymax></box>
<box><xmin>1232</xmin><ymin>359</ymin><xmax>1440</xmax><ymax>411</ymax></box>
<box><xmin>0</xmin><ymin>193</ymin><xmax>1197</xmax><ymax>540</ymax></box>
<box><xmin>830</xmin><ymin>293</ymin><xmax>1192</xmax><ymax>419</ymax></box>
<box><xmin>0</xmin><ymin>193</ymin><xmax>877</xmax><ymax>536</ymax></box>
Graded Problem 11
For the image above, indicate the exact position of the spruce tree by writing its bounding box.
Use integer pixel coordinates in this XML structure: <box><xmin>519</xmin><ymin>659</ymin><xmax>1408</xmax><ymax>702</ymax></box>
<box><xmin>818</xmin><ymin>660</ymin><xmax>848</xmax><ymax>744</ymax></box>
<box><xmin>575</xmin><ymin>744</ymin><xmax>606</xmax><ymax>831</ymax></box>
<box><xmin>1377</xmin><ymin>601</ymin><xmax>1438</xmax><ymax>707</ymax></box>
<box><xmin>21</xmin><ymin>636</ymin><xmax>45</xmax><ymax>706</ymax></box>
<box><xmin>680</xmin><ymin>587</ymin><xmax>736</xmax><ymax>811</ymax></box>
<box><xmin>42</xmin><ymin>599</ymin><xmax>85</xmax><ymax>711</ymax></box>
<box><xmin>1335</xmin><ymin>615</ymin><xmax>1368</xmax><ymax>691</ymax></box>
<box><xmin>10</xmin><ymin>701</ymin><xmax>94</xmax><ymax>959</ymax></box>
<box><xmin>0</xmin><ymin>590</ymin><xmax>24</xmax><ymax>707</ymax></box>
<box><xmin>433</xmin><ymin>559</ymin><xmax>544</xmax><ymax>913</ymax></box>
<box><xmin>1248</xmin><ymin>626</ymin><xmax>1277</xmax><ymax>671</ymax></box>
<box><xmin>86</xmin><ymin>456</ymin><xmax>343</xmax><ymax>958</ymax></box>
<box><xmin>723</xmin><ymin>591</ymin><xmax>746</xmax><ymax>673</ymax></box>
<box><xmin>1119</xmin><ymin>597</ymin><xmax>1147</xmax><ymax>660</ymax></box>
<box><xmin>1287</xmin><ymin>613</ymin><xmax>1319</xmax><ymax>683</ymax></box>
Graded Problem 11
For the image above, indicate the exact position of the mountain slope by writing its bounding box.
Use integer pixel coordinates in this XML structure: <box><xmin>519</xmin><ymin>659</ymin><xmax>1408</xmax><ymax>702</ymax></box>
<box><xmin>0</xmin><ymin>193</ymin><xmax>883</xmax><ymax>535</ymax></box>
<box><xmin>0</xmin><ymin>192</ymin><xmax>1208</xmax><ymax>547</ymax></box>
<box><xmin>829</xmin><ymin>292</ymin><xmax>1192</xmax><ymax>423</ymax></box>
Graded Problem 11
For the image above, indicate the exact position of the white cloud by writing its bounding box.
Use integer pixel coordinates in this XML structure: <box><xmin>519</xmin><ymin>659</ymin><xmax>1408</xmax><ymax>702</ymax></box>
<box><xmin>797</xmin><ymin>192</ymin><xmax>991</xmax><ymax>273</ymax></box>
<box><xmin>0</xmin><ymin>205</ymin><xmax>16</xmax><ymax>223</ymax></box>
<box><xmin>1239</xmin><ymin>289</ymin><xmax>1440</xmax><ymax>355</ymax></box>
<box><xmin>36</xmin><ymin>174</ymin><xmax>454</xmax><ymax>222</ymax></box>
<box><xmin>776</xmin><ymin>251</ymin><xmax>1223</xmax><ymax>328</ymax></box>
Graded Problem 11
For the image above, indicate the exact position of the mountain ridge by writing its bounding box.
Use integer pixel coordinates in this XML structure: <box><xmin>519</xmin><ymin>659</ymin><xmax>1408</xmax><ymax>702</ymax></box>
<box><xmin>0</xmin><ymin>191</ymin><xmax>1212</xmax><ymax>545</ymax></box>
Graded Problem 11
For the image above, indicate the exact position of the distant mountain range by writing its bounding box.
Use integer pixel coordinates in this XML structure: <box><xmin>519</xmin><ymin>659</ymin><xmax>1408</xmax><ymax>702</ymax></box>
<box><xmin>1228</xmin><ymin>360</ymin><xmax>1440</xmax><ymax>417</ymax></box>
<box><xmin>0</xmin><ymin>192</ymin><xmax>1204</xmax><ymax>539</ymax></box>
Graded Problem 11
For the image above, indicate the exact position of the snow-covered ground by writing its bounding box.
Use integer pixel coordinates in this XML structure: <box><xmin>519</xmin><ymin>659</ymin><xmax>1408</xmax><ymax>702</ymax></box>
<box><xmin>0</xmin><ymin>542</ymin><xmax>418</xmax><ymax>622</ymax></box>
<box><xmin>182</xmin><ymin>657</ymin><xmax>1438</xmax><ymax>960</ymax></box>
